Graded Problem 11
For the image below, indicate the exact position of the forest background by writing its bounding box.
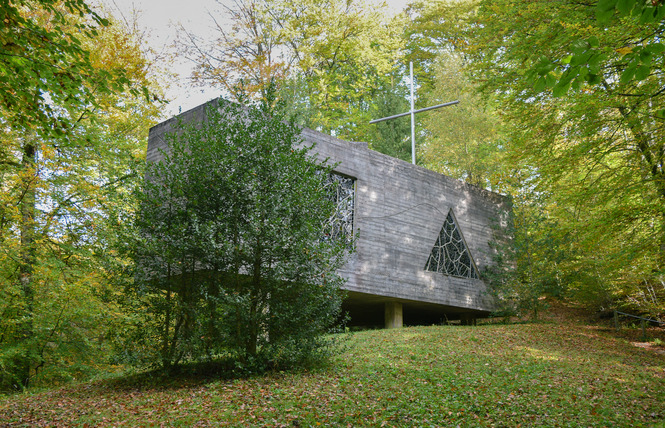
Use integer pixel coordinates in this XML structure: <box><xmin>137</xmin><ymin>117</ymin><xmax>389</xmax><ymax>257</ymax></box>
<box><xmin>1</xmin><ymin>0</ymin><xmax>664</xmax><ymax>389</ymax></box>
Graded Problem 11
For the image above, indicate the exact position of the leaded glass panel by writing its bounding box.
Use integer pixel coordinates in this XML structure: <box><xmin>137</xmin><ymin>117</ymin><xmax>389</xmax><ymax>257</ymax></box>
<box><xmin>425</xmin><ymin>210</ymin><xmax>479</xmax><ymax>279</ymax></box>
<box><xmin>324</xmin><ymin>172</ymin><xmax>355</xmax><ymax>245</ymax></box>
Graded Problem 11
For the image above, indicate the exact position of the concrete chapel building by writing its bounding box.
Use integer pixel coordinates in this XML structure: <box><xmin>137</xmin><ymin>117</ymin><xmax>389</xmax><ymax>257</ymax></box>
<box><xmin>147</xmin><ymin>100</ymin><xmax>509</xmax><ymax>328</ymax></box>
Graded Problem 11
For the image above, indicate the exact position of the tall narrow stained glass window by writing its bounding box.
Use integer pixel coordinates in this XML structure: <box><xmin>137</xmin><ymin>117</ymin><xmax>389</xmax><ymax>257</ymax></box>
<box><xmin>324</xmin><ymin>172</ymin><xmax>355</xmax><ymax>245</ymax></box>
<box><xmin>425</xmin><ymin>210</ymin><xmax>479</xmax><ymax>279</ymax></box>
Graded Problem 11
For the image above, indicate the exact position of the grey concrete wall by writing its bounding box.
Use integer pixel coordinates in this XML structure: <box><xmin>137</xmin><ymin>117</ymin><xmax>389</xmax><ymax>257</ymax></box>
<box><xmin>147</xmin><ymin>100</ymin><xmax>509</xmax><ymax>314</ymax></box>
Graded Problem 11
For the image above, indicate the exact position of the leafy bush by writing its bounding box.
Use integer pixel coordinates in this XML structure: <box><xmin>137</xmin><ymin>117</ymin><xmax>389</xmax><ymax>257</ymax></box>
<box><xmin>119</xmin><ymin>99</ymin><xmax>350</xmax><ymax>371</ymax></box>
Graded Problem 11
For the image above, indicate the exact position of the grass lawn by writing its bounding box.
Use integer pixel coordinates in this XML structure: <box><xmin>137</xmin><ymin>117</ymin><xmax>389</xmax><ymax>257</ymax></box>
<box><xmin>1</xmin><ymin>316</ymin><xmax>664</xmax><ymax>427</ymax></box>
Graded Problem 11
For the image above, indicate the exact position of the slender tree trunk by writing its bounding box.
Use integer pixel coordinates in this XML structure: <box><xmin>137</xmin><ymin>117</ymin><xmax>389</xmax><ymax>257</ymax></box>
<box><xmin>162</xmin><ymin>263</ymin><xmax>173</xmax><ymax>370</ymax></box>
<box><xmin>615</xmin><ymin>101</ymin><xmax>665</xmax><ymax>261</ymax></box>
<box><xmin>231</xmin><ymin>229</ymin><xmax>246</xmax><ymax>358</ymax></box>
<box><xmin>247</xmin><ymin>232</ymin><xmax>265</xmax><ymax>358</ymax></box>
<box><xmin>18</xmin><ymin>138</ymin><xmax>37</xmax><ymax>389</ymax></box>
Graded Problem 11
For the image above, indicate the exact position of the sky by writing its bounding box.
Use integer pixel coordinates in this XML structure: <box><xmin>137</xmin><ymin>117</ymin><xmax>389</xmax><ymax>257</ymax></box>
<box><xmin>103</xmin><ymin>0</ymin><xmax>412</xmax><ymax>116</ymax></box>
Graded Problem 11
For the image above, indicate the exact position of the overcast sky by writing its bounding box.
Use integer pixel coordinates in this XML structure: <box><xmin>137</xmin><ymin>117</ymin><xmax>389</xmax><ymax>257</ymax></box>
<box><xmin>103</xmin><ymin>0</ymin><xmax>411</xmax><ymax>116</ymax></box>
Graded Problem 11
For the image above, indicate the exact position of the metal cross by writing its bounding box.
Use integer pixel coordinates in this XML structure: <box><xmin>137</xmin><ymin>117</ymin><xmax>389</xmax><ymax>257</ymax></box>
<box><xmin>369</xmin><ymin>62</ymin><xmax>459</xmax><ymax>165</ymax></box>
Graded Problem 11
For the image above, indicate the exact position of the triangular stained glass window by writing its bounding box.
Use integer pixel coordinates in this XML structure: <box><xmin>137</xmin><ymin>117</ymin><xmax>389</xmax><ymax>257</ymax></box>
<box><xmin>425</xmin><ymin>210</ymin><xmax>479</xmax><ymax>279</ymax></box>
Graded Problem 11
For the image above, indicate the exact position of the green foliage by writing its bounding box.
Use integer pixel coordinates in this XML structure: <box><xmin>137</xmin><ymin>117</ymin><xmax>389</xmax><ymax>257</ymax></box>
<box><xmin>403</xmin><ymin>0</ymin><xmax>477</xmax><ymax>93</ymax></box>
<box><xmin>121</xmin><ymin>100</ymin><xmax>349</xmax><ymax>371</ymax></box>
<box><xmin>530</xmin><ymin>0</ymin><xmax>665</xmax><ymax>95</ymax></box>
<box><xmin>178</xmin><ymin>0</ymin><xmax>405</xmax><ymax>142</ymax></box>
<box><xmin>366</xmin><ymin>85</ymin><xmax>412</xmax><ymax>162</ymax></box>
<box><xmin>419</xmin><ymin>53</ymin><xmax>506</xmax><ymax>191</ymax></box>
<box><xmin>484</xmin><ymin>199</ymin><xmax>569</xmax><ymax>320</ymax></box>
<box><xmin>398</xmin><ymin>0</ymin><xmax>511</xmax><ymax>174</ymax></box>
<box><xmin>0</xmin><ymin>5</ymin><xmax>164</xmax><ymax>390</ymax></box>
<box><xmin>468</xmin><ymin>0</ymin><xmax>665</xmax><ymax>316</ymax></box>
<box><xmin>0</xmin><ymin>0</ymin><xmax>142</xmax><ymax>140</ymax></box>
<box><xmin>3</xmin><ymin>323</ymin><xmax>664</xmax><ymax>426</ymax></box>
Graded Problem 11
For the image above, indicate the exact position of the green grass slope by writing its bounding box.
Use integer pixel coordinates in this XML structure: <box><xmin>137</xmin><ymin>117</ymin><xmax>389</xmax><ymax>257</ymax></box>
<box><xmin>2</xmin><ymin>320</ymin><xmax>664</xmax><ymax>427</ymax></box>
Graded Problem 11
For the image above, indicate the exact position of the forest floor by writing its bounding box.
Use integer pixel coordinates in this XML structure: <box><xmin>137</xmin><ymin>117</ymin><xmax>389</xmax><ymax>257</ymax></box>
<box><xmin>1</xmin><ymin>305</ymin><xmax>664</xmax><ymax>427</ymax></box>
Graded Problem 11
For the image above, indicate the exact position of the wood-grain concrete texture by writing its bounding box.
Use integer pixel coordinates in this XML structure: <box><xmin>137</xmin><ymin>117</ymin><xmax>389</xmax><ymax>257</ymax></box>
<box><xmin>147</xmin><ymin>100</ymin><xmax>509</xmax><ymax>318</ymax></box>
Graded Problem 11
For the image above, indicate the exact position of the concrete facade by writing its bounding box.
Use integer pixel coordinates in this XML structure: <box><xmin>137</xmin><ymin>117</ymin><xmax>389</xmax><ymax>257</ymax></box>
<box><xmin>147</xmin><ymin>100</ymin><xmax>509</xmax><ymax>327</ymax></box>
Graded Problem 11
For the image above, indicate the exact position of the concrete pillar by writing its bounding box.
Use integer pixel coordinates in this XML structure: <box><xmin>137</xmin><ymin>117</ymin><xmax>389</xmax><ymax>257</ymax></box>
<box><xmin>385</xmin><ymin>302</ymin><xmax>403</xmax><ymax>329</ymax></box>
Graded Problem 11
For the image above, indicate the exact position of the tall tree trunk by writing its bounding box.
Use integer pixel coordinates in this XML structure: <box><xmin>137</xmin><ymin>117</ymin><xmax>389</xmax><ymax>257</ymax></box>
<box><xmin>247</xmin><ymin>234</ymin><xmax>264</xmax><ymax>358</ymax></box>
<box><xmin>161</xmin><ymin>264</ymin><xmax>173</xmax><ymax>371</ymax></box>
<box><xmin>616</xmin><ymin>102</ymin><xmax>665</xmax><ymax>261</ymax></box>
<box><xmin>18</xmin><ymin>137</ymin><xmax>37</xmax><ymax>389</ymax></box>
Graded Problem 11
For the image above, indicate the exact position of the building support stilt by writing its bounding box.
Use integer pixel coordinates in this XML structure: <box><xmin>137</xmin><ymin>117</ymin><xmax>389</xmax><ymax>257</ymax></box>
<box><xmin>385</xmin><ymin>301</ymin><xmax>403</xmax><ymax>329</ymax></box>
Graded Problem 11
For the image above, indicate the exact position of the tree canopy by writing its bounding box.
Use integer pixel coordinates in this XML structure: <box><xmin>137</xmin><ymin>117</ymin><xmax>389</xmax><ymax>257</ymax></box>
<box><xmin>0</xmin><ymin>2</ymin><xmax>164</xmax><ymax>390</ymax></box>
<box><xmin>467</xmin><ymin>0</ymin><xmax>665</xmax><ymax>315</ymax></box>
<box><xmin>178</xmin><ymin>0</ymin><xmax>406</xmax><ymax>142</ymax></box>
<box><xmin>0</xmin><ymin>0</ymin><xmax>149</xmax><ymax>140</ymax></box>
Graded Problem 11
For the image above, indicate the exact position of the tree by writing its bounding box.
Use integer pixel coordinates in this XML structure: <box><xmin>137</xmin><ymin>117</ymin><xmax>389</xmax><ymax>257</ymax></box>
<box><xmin>177</xmin><ymin>0</ymin><xmax>405</xmax><ymax>141</ymax></box>
<box><xmin>484</xmin><ymin>195</ymin><xmax>570</xmax><ymax>320</ymax></box>
<box><xmin>403</xmin><ymin>0</ymin><xmax>476</xmax><ymax>93</ymax></box>
<box><xmin>394</xmin><ymin>0</ymin><xmax>505</xmax><ymax>168</ymax></box>
<box><xmin>468</xmin><ymin>0</ymin><xmax>665</xmax><ymax>315</ymax></box>
<box><xmin>367</xmin><ymin>84</ymin><xmax>412</xmax><ymax>162</ymax></box>
<box><xmin>124</xmin><ymin>100</ymin><xmax>349</xmax><ymax>371</ymax></box>
<box><xmin>0</xmin><ymin>3</ymin><xmax>163</xmax><ymax>390</ymax></box>
<box><xmin>531</xmin><ymin>0</ymin><xmax>665</xmax><ymax>97</ymax></box>
<box><xmin>0</xmin><ymin>0</ymin><xmax>145</xmax><ymax>140</ymax></box>
<box><xmin>180</xmin><ymin>0</ymin><xmax>288</xmax><ymax>104</ymax></box>
<box><xmin>419</xmin><ymin>53</ymin><xmax>506</xmax><ymax>191</ymax></box>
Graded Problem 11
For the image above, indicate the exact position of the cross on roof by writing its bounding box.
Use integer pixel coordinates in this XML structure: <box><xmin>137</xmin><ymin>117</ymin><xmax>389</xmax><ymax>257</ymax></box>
<box><xmin>370</xmin><ymin>62</ymin><xmax>459</xmax><ymax>165</ymax></box>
